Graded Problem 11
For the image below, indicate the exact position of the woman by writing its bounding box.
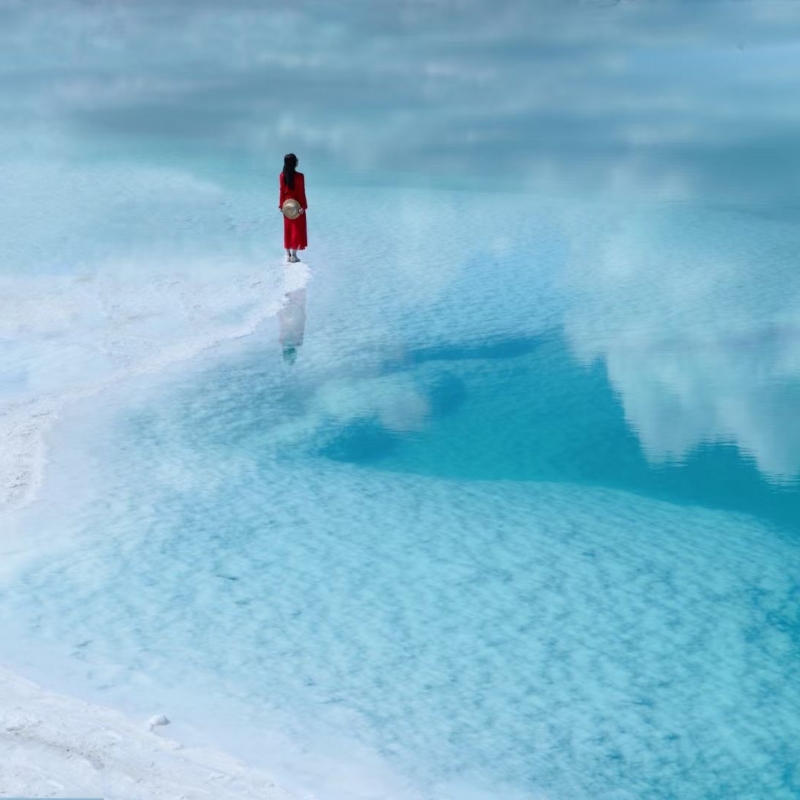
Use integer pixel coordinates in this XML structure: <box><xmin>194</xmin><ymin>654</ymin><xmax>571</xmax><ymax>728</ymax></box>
<box><xmin>279</xmin><ymin>153</ymin><xmax>308</xmax><ymax>263</ymax></box>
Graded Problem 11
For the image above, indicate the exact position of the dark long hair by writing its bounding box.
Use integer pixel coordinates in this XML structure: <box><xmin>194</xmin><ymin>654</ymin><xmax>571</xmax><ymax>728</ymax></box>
<box><xmin>283</xmin><ymin>153</ymin><xmax>298</xmax><ymax>190</ymax></box>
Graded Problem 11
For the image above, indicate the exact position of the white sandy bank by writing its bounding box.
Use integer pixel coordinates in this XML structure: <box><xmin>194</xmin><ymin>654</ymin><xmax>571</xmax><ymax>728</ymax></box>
<box><xmin>0</xmin><ymin>666</ymin><xmax>302</xmax><ymax>800</ymax></box>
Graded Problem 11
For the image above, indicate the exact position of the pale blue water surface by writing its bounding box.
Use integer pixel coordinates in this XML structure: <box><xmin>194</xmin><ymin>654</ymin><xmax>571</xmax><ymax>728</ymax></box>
<box><xmin>1</xmin><ymin>3</ymin><xmax>800</xmax><ymax>799</ymax></box>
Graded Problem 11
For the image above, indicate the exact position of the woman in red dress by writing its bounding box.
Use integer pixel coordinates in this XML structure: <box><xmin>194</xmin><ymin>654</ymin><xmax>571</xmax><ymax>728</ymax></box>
<box><xmin>279</xmin><ymin>153</ymin><xmax>308</xmax><ymax>263</ymax></box>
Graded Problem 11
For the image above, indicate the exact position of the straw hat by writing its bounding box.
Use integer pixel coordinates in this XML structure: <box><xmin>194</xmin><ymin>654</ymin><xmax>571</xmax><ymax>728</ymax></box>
<box><xmin>282</xmin><ymin>198</ymin><xmax>301</xmax><ymax>219</ymax></box>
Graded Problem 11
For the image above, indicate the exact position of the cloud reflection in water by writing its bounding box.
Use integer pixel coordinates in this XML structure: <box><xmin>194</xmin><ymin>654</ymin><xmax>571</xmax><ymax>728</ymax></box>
<box><xmin>2</xmin><ymin>1</ymin><xmax>800</xmax><ymax>203</ymax></box>
<box><xmin>564</xmin><ymin>202</ymin><xmax>800</xmax><ymax>484</ymax></box>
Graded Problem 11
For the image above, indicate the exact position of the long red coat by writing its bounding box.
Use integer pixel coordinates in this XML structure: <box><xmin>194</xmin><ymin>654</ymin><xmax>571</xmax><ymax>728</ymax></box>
<box><xmin>279</xmin><ymin>171</ymin><xmax>308</xmax><ymax>250</ymax></box>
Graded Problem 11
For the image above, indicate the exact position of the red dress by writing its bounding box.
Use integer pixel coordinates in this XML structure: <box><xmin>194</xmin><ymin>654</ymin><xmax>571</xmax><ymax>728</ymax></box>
<box><xmin>279</xmin><ymin>171</ymin><xmax>308</xmax><ymax>250</ymax></box>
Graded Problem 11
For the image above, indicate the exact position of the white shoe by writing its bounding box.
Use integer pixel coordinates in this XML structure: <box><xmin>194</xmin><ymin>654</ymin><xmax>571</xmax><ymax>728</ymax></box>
<box><xmin>285</xmin><ymin>253</ymin><xmax>292</xmax><ymax>263</ymax></box>
<box><xmin>290</xmin><ymin>254</ymin><xmax>300</xmax><ymax>263</ymax></box>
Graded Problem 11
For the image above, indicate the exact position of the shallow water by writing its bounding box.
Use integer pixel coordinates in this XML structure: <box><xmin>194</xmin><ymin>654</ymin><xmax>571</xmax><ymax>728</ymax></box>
<box><xmin>2</xmin><ymin>191</ymin><xmax>800</xmax><ymax>799</ymax></box>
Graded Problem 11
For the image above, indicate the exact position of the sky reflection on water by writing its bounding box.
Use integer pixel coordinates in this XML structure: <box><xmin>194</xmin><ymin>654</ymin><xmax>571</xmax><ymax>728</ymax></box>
<box><xmin>563</xmin><ymin>201</ymin><xmax>800</xmax><ymax>485</ymax></box>
<box><xmin>2</xmin><ymin>0</ymin><xmax>800</xmax><ymax>204</ymax></box>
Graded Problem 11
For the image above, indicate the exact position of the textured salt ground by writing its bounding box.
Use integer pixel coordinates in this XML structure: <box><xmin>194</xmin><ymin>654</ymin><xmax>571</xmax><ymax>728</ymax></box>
<box><xmin>0</xmin><ymin>666</ymin><xmax>300</xmax><ymax>800</ymax></box>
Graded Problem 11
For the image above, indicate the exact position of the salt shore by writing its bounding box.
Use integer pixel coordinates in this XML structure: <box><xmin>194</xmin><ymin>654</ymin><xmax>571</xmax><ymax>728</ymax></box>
<box><xmin>0</xmin><ymin>665</ymin><xmax>301</xmax><ymax>800</ymax></box>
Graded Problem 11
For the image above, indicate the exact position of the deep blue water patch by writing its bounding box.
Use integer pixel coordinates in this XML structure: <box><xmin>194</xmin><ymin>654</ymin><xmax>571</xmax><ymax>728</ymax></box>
<box><xmin>320</xmin><ymin>418</ymin><xmax>399</xmax><ymax>463</ymax></box>
<box><xmin>312</xmin><ymin>332</ymin><xmax>800</xmax><ymax>538</ymax></box>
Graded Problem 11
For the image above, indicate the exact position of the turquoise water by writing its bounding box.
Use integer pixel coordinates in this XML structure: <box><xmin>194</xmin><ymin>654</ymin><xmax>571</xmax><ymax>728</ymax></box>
<box><xmin>2</xmin><ymin>3</ymin><xmax>800</xmax><ymax>798</ymax></box>
<box><xmin>2</xmin><ymin>191</ymin><xmax>800</xmax><ymax>799</ymax></box>
<box><xmin>321</xmin><ymin>333</ymin><xmax>800</xmax><ymax>534</ymax></box>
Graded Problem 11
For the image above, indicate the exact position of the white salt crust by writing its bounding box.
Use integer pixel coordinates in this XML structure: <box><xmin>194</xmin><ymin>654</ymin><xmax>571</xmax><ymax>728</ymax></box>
<box><xmin>0</xmin><ymin>665</ymin><xmax>301</xmax><ymax>800</ymax></box>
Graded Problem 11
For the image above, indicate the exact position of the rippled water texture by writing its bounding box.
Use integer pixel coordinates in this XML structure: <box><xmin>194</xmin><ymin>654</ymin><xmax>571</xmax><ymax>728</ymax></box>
<box><xmin>2</xmin><ymin>2</ymin><xmax>800</xmax><ymax>799</ymax></box>
<box><xmin>2</xmin><ymin>191</ymin><xmax>799</xmax><ymax>799</ymax></box>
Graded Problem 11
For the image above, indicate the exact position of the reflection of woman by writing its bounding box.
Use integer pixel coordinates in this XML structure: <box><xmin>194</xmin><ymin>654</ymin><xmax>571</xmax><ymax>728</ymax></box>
<box><xmin>279</xmin><ymin>287</ymin><xmax>307</xmax><ymax>365</ymax></box>
<box><xmin>279</xmin><ymin>153</ymin><xmax>308</xmax><ymax>263</ymax></box>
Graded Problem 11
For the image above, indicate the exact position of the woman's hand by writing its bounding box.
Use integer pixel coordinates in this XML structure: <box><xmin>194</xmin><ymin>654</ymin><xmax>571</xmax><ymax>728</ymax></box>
<box><xmin>299</xmin><ymin>208</ymin><xmax>305</xmax><ymax>215</ymax></box>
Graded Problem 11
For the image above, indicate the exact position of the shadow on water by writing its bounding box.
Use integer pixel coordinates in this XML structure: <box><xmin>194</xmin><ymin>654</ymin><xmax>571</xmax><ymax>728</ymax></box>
<box><xmin>318</xmin><ymin>332</ymin><xmax>800</xmax><ymax>538</ymax></box>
